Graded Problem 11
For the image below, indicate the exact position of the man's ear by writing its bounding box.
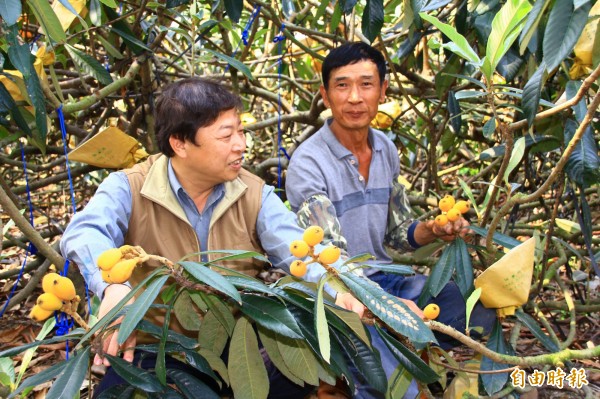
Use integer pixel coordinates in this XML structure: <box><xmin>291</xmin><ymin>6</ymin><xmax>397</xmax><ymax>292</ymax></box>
<box><xmin>169</xmin><ymin>136</ymin><xmax>187</xmax><ymax>158</ymax></box>
<box><xmin>380</xmin><ymin>79</ymin><xmax>389</xmax><ymax>103</ymax></box>
<box><xmin>319</xmin><ymin>85</ymin><xmax>330</xmax><ymax>108</ymax></box>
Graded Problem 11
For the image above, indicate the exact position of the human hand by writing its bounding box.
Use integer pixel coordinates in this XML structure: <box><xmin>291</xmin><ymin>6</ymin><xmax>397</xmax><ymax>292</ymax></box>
<box><xmin>94</xmin><ymin>284</ymin><xmax>136</xmax><ymax>367</ymax></box>
<box><xmin>419</xmin><ymin>218</ymin><xmax>471</xmax><ymax>244</ymax></box>
<box><xmin>335</xmin><ymin>292</ymin><xmax>365</xmax><ymax>318</ymax></box>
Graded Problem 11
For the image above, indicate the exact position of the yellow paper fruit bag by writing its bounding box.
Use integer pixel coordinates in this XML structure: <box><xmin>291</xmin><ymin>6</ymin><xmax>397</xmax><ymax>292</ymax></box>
<box><xmin>370</xmin><ymin>100</ymin><xmax>401</xmax><ymax>130</ymax></box>
<box><xmin>68</xmin><ymin>127</ymin><xmax>149</xmax><ymax>169</ymax></box>
<box><xmin>569</xmin><ymin>1</ymin><xmax>600</xmax><ymax>79</ymax></box>
<box><xmin>474</xmin><ymin>237</ymin><xmax>536</xmax><ymax>318</ymax></box>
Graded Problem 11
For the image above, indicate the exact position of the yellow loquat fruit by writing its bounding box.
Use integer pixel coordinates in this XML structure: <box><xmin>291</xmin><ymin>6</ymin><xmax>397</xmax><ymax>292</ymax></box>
<box><xmin>423</xmin><ymin>303</ymin><xmax>440</xmax><ymax>320</ymax></box>
<box><xmin>290</xmin><ymin>260</ymin><xmax>308</xmax><ymax>277</ymax></box>
<box><xmin>289</xmin><ymin>240</ymin><xmax>310</xmax><ymax>258</ymax></box>
<box><xmin>52</xmin><ymin>276</ymin><xmax>77</xmax><ymax>301</ymax></box>
<box><xmin>318</xmin><ymin>246</ymin><xmax>341</xmax><ymax>265</ymax></box>
<box><xmin>302</xmin><ymin>226</ymin><xmax>324</xmax><ymax>247</ymax></box>
<box><xmin>97</xmin><ymin>248</ymin><xmax>123</xmax><ymax>271</ymax></box>
<box><xmin>446</xmin><ymin>208</ymin><xmax>461</xmax><ymax>222</ymax></box>
<box><xmin>42</xmin><ymin>272</ymin><xmax>61</xmax><ymax>294</ymax></box>
<box><xmin>434</xmin><ymin>215</ymin><xmax>449</xmax><ymax>227</ymax></box>
<box><xmin>29</xmin><ymin>305</ymin><xmax>54</xmax><ymax>322</ymax></box>
<box><xmin>438</xmin><ymin>195</ymin><xmax>456</xmax><ymax>212</ymax></box>
<box><xmin>105</xmin><ymin>258</ymin><xmax>138</xmax><ymax>284</ymax></box>
<box><xmin>454</xmin><ymin>200</ymin><xmax>470</xmax><ymax>214</ymax></box>
<box><xmin>36</xmin><ymin>292</ymin><xmax>63</xmax><ymax>311</ymax></box>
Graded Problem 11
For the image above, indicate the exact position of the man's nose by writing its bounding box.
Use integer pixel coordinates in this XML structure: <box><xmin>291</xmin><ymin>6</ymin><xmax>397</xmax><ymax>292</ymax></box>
<box><xmin>348</xmin><ymin>85</ymin><xmax>361</xmax><ymax>103</ymax></box>
<box><xmin>233</xmin><ymin>132</ymin><xmax>246</xmax><ymax>152</ymax></box>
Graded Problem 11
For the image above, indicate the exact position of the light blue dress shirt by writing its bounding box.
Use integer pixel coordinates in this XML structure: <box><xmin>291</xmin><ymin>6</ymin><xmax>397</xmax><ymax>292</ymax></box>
<box><xmin>60</xmin><ymin>160</ymin><xmax>336</xmax><ymax>298</ymax></box>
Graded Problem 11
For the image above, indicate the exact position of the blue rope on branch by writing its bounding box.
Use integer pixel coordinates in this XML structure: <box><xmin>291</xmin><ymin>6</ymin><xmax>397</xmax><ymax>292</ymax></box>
<box><xmin>225</xmin><ymin>4</ymin><xmax>262</xmax><ymax>73</ymax></box>
<box><xmin>274</xmin><ymin>24</ymin><xmax>290</xmax><ymax>195</ymax></box>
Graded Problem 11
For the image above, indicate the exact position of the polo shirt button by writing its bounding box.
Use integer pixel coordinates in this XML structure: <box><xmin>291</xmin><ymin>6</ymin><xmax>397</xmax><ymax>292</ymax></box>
<box><xmin>359</xmin><ymin>176</ymin><xmax>364</xmax><ymax>181</ymax></box>
<box><xmin>350</xmin><ymin>159</ymin><xmax>356</xmax><ymax>165</ymax></box>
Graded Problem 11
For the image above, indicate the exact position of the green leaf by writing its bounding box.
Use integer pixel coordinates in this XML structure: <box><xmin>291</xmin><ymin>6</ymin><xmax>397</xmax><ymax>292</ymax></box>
<box><xmin>103</xmin><ymin>6</ymin><xmax>151</xmax><ymax>55</ymax></box>
<box><xmin>276</xmin><ymin>334</ymin><xmax>320</xmax><ymax>386</ymax></box>
<box><xmin>419</xmin><ymin>12</ymin><xmax>481</xmax><ymax>64</ymax></box>
<box><xmin>173</xmin><ymin>291</ymin><xmax>202</xmax><ymax>331</ymax></box>
<box><xmin>95</xmin><ymin>33</ymin><xmax>125</xmax><ymax>59</ymax></box>
<box><xmin>0</xmin><ymin>329</ymin><xmax>83</xmax><ymax>359</ymax></box>
<box><xmin>481</xmin><ymin>321</ymin><xmax>513</xmax><ymax>394</ymax></box>
<box><xmin>104</xmin><ymin>354</ymin><xmax>164</xmax><ymax>392</ymax></box>
<box><xmin>198</xmin><ymin>310</ymin><xmax>230</xmax><ymax>355</ymax></box>
<box><xmin>224</xmin><ymin>275</ymin><xmax>277</xmax><ymax>295</ymax></box>
<box><xmin>0</xmin><ymin>0</ymin><xmax>21</xmax><ymax>25</ymax></box>
<box><xmin>315</xmin><ymin>277</ymin><xmax>330</xmax><ymax>363</ymax></box>
<box><xmin>453</xmin><ymin>238</ymin><xmax>474</xmax><ymax>297</ymax></box>
<box><xmin>447</xmin><ymin>90</ymin><xmax>462</xmax><ymax>133</ymax></box>
<box><xmin>28</xmin><ymin>0</ymin><xmax>66</xmax><ymax>43</ymax></box>
<box><xmin>465</xmin><ymin>287</ymin><xmax>482</xmax><ymax>333</ymax></box>
<box><xmin>435</xmin><ymin>55</ymin><xmax>461</xmax><ymax>99</ymax></box>
<box><xmin>223</xmin><ymin>0</ymin><xmax>242</xmax><ymax>23</ymax></box>
<box><xmin>468</xmin><ymin>225</ymin><xmax>522</xmax><ymax>249</ymax></box>
<box><xmin>166</xmin><ymin>369</ymin><xmax>220</xmax><ymax>398</ymax></box>
<box><xmin>543</xmin><ymin>0</ymin><xmax>591</xmax><ymax>71</ymax></box>
<box><xmin>204</xmin><ymin>49</ymin><xmax>253</xmax><ymax>81</ymax></box>
<box><xmin>202</xmin><ymin>250</ymin><xmax>269</xmax><ymax>265</ymax></box>
<box><xmin>16</xmin><ymin>318</ymin><xmax>56</xmax><ymax>387</ymax></box>
<box><xmin>482</xmin><ymin>116</ymin><xmax>497</xmax><ymax>139</ymax></box>
<box><xmin>228</xmin><ymin>317</ymin><xmax>269</xmax><ymax>399</ymax></box>
<box><xmin>518</xmin><ymin>0</ymin><xmax>551</xmax><ymax>55</ymax></box>
<box><xmin>342</xmin><ymin>252</ymin><xmax>375</xmax><ymax>265</ymax></box>
<box><xmin>564</xmin><ymin>120</ymin><xmax>600</xmax><ymax>188</ymax></box>
<box><xmin>503</xmin><ymin>136</ymin><xmax>526</xmax><ymax>186</ymax></box>
<box><xmin>64</xmin><ymin>44</ymin><xmax>113</xmax><ymax>86</ymax></box>
<box><xmin>203</xmin><ymin>293</ymin><xmax>236</xmax><ymax>336</ymax></box>
<box><xmin>368</xmin><ymin>263</ymin><xmax>414</xmax><ymax>275</ymax></box>
<box><xmin>45</xmin><ymin>346</ymin><xmax>91</xmax><ymax>399</ymax></box>
<box><xmin>483</xmin><ymin>0</ymin><xmax>532</xmax><ymax>81</ymax></box>
<box><xmin>374</xmin><ymin>325</ymin><xmax>439</xmax><ymax>383</ymax></box>
<box><xmin>421</xmin><ymin>242</ymin><xmax>456</xmax><ymax>300</ymax></box>
<box><xmin>339</xmin><ymin>273</ymin><xmax>436</xmax><ymax>344</ymax></box>
<box><xmin>180</xmin><ymin>261</ymin><xmax>242</xmax><ymax>304</ymax></box>
<box><xmin>257</xmin><ymin>328</ymin><xmax>304</xmax><ymax>386</ymax></box>
<box><xmin>198</xmin><ymin>348</ymin><xmax>230</xmax><ymax>386</ymax></box>
<box><xmin>362</xmin><ymin>0</ymin><xmax>384</xmax><ymax>43</ymax></box>
<box><xmin>240</xmin><ymin>294</ymin><xmax>303</xmax><ymax>339</ymax></box>
<box><xmin>522</xmin><ymin>62</ymin><xmax>548</xmax><ymax>128</ymax></box>
<box><xmin>0</xmin><ymin>358</ymin><xmax>15</xmax><ymax>387</ymax></box>
<box><xmin>515</xmin><ymin>309</ymin><xmax>560</xmax><ymax>352</ymax></box>
<box><xmin>8</xmin><ymin>358</ymin><xmax>68</xmax><ymax>398</ymax></box>
<box><xmin>118</xmin><ymin>274</ymin><xmax>169</xmax><ymax>345</ymax></box>
<box><xmin>0</xmin><ymin>79</ymin><xmax>32</xmax><ymax>137</ymax></box>
<box><xmin>326</xmin><ymin>306</ymin><xmax>371</xmax><ymax>347</ymax></box>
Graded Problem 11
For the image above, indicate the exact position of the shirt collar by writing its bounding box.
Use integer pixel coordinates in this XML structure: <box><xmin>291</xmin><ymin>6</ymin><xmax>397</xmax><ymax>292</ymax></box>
<box><xmin>167</xmin><ymin>159</ymin><xmax>225</xmax><ymax>207</ymax></box>
<box><xmin>322</xmin><ymin>118</ymin><xmax>383</xmax><ymax>160</ymax></box>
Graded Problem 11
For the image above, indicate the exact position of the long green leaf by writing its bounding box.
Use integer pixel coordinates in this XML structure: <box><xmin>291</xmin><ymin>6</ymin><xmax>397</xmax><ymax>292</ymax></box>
<box><xmin>203</xmin><ymin>293</ymin><xmax>236</xmax><ymax>336</ymax></box>
<box><xmin>257</xmin><ymin>327</ymin><xmax>304</xmax><ymax>386</ymax></box>
<box><xmin>202</xmin><ymin>249</ymin><xmax>269</xmax><ymax>264</ymax></box>
<box><xmin>15</xmin><ymin>318</ymin><xmax>56</xmax><ymax>387</ymax></box>
<box><xmin>468</xmin><ymin>226</ymin><xmax>521</xmax><ymax>249</ymax></box>
<box><xmin>64</xmin><ymin>44</ymin><xmax>113</xmax><ymax>85</ymax></box>
<box><xmin>453</xmin><ymin>237</ymin><xmax>474</xmax><ymax>297</ymax></box>
<box><xmin>339</xmin><ymin>273</ymin><xmax>436</xmax><ymax>344</ymax></box>
<box><xmin>28</xmin><ymin>0</ymin><xmax>66</xmax><ymax>43</ymax></box>
<box><xmin>166</xmin><ymin>369</ymin><xmax>220</xmax><ymax>398</ymax></box>
<box><xmin>118</xmin><ymin>274</ymin><xmax>169</xmax><ymax>345</ymax></box>
<box><xmin>482</xmin><ymin>0</ymin><xmax>532</xmax><ymax>81</ymax></box>
<box><xmin>362</xmin><ymin>0</ymin><xmax>384</xmax><ymax>43</ymax></box>
<box><xmin>0</xmin><ymin>0</ymin><xmax>21</xmax><ymax>25</ymax></box>
<box><xmin>198</xmin><ymin>310</ymin><xmax>230</xmax><ymax>355</ymax></box>
<box><xmin>518</xmin><ymin>0</ymin><xmax>552</xmax><ymax>55</ymax></box>
<box><xmin>564</xmin><ymin>120</ymin><xmax>600</xmax><ymax>188</ymax></box>
<box><xmin>277</xmin><ymin>333</ymin><xmax>320</xmax><ymax>386</ymax></box>
<box><xmin>374</xmin><ymin>325</ymin><xmax>439</xmax><ymax>383</ymax></box>
<box><xmin>104</xmin><ymin>6</ymin><xmax>150</xmax><ymax>55</ymax></box>
<box><xmin>503</xmin><ymin>136</ymin><xmax>526</xmax><ymax>186</ymax></box>
<box><xmin>228</xmin><ymin>317</ymin><xmax>269</xmax><ymax>399</ymax></box>
<box><xmin>240</xmin><ymin>294</ymin><xmax>303</xmax><ymax>339</ymax></box>
<box><xmin>419</xmin><ymin>12</ymin><xmax>481</xmax><ymax>64</ymax></box>
<box><xmin>45</xmin><ymin>346</ymin><xmax>91</xmax><ymax>399</ymax></box>
<box><xmin>0</xmin><ymin>79</ymin><xmax>32</xmax><ymax>136</ymax></box>
<box><xmin>223</xmin><ymin>0</ymin><xmax>243</xmax><ymax>23</ymax></box>
<box><xmin>448</xmin><ymin>90</ymin><xmax>462</xmax><ymax>133</ymax></box>
<box><xmin>515</xmin><ymin>309</ymin><xmax>560</xmax><ymax>352</ymax></box>
<box><xmin>8</xmin><ymin>358</ymin><xmax>68</xmax><ymax>398</ymax></box>
<box><xmin>522</xmin><ymin>62</ymin><xmax>548</xmax><ymax>127</ymax></box>
<box><xmin>465</xmin><ymin>287</ymin><xmax>482</xmax><ymax>333</ymax></box>
<box><xmin>104</xmin><ymin>354</ymin><xmax>165</xmax><ymax>392</ymax></box>
<box><xmin>481</xmin><ymin>321</ymin><xmax>513</xmax><ymax>395</ymax></box>
<box><xmin>204</xmin><ymin>49</ymin><xmax>253</xmax><ymax>81</ymax></box>
<box><xmin>315</xmin><ymin>276</ymin><xmax>330</xmax><ymax>363</ymax></box>
<box><xmin>543</xmin><ymin>0</ymin><xmax>591</xmax><ymax>71</ymax></box>
<box><xmin>180</xmin><ymin>261</ymin><xmax>242</xmax><ymax>303</ymax></box>
<box><xmin>224</xmin><ymin>275</ymin><xmax>278</xmax><ymax>296</ymax></box>
<box><xmin>368</xmin><ymin>263</ymin><xmax>414</xmax><ymax>275</ymax></box>
<box><xmin>424</xmin><ymin>241</ymin><xmax>456</xmax><ymax>298</ymax></box>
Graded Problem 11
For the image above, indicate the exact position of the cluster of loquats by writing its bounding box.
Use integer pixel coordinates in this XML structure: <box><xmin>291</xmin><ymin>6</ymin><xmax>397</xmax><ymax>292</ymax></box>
<box><xmin>29</xmin><ymin>273</ymin><xmax>77</xmax><ymax>322</ymax></box>
<box><xmin>98</xmin><ymin>245</ymin><xmax>142</xmax><ymax>284</ymax></box>
<box><xmin>434</xmin><ymin>195</ymin><xmax>471</xmax><ymax>227</ymax></box>
<box><xmin>288</xmin><ymin>226</ymin><xmax>342</xmax><ymax>278</ymax></box>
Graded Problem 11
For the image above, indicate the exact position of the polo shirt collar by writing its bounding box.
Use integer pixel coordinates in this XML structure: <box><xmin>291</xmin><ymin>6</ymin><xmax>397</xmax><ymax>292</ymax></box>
<box><xmin>322</xmin><ymin>118</ymin><xmax>383</xmax><ymax>159</ymax></box>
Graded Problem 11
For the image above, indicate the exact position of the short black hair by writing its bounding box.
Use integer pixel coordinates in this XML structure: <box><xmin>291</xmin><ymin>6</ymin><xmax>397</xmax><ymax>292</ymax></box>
<box><xmin>321</xmin><ymin>42</ymin><xmax>386</xmax><ymax>89</ymax></box>
<box><xmin>154</xmin><ymin>78</ymin><xmax>242</xmax><ymax>157</ymax></box>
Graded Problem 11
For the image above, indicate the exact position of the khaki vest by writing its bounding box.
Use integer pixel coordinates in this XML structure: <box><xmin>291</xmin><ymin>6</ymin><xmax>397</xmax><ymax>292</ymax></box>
<box><xmin>122</xmin><ymin>154</ymin><xmax>266</xmax><ymax>336</ymax></box>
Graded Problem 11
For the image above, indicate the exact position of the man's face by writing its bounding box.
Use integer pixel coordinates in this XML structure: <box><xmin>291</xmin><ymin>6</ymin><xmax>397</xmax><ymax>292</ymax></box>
<box><xmin>172</xmin><ymin>108</ymin><xmax>246</xmax><ymax>186</ymax></box>
<box><xmin>320</xmin><ymin>60</ymin><xmax>387</xmax><ymax>132</ymax></box>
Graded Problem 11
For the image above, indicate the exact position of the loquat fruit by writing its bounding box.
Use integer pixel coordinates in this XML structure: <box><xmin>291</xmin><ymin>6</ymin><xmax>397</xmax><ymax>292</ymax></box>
<box><xmin>42</xmin><ymin>272</ymin><xmax>61</xmax><ymax>294</ymax></box>
<box><xmin>105</xmin><ymin>258</ymin><xmax>138</xmax><ymax>284</ymax></box>
<box><xmin>102</xmin><ymin>269</ymin><xmax>114</xmax><ymax>284</ymax></box>
<box><xmin>302</xmin><ymin>226</ymin><xmax>324</xmax><ymax>247</ymax></box>
<box><xmin>290</xmin><ymin>260</ymin><xmax>308</xmax><ymax>277</ymax></box>
<box><xmin>97</xmin><ymin>248</ymin><xmax>123</xmax><ymax>271</ymax></box>
<box><xmin>289</xmin><ymin>240</ymin><xmax>310</xmax><ymax>258</ymax></box>
<box><xmin>36</xmin><ymin>292</ymin><xmax>63</xmax><ymax>311</ymax></box>
<box><xmin>446</xmin><ymin>208</ymin><xmax>461</xmax><ymax>222</ymax></box>
<box><xmin>29</xmin><ymin>305</ymin><xmax>54</xmax><ymax>322</ymax></box>
<box><xmin>454</xmin><ymin>200</ymin><xmax>470</xmax><ymax>214</ymax></box>
<box><xmin>318</xmin><ymin>246</ymin><xmax>341</xmax><ymax>265</ymax></box>
<box><xmin>434</xmin><ymin>215</ymin><xmax>449</xmax><ymax>227</ymax></box>
<box><xmin>52</xmin><ymin>276</ymin><xmax>77</xmax><ymax>301</ymax></box>
<box><xmin>438</xmin><ymin>195</ymin><xmax>456</xmax><ymax>212</ymax></box>
<box><xmin>423</xmin><ymin>303</ymin><xmax>440</xmax><ymax>320</ymax></box>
